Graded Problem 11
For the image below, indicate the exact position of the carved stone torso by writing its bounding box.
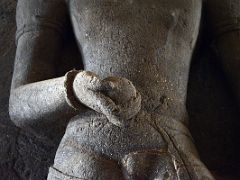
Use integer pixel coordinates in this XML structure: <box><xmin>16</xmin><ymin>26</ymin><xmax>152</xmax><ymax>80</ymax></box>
<box><xmin>9</xmin><ymin>0</ymin><xmax>216</xmax><ymax>179</ymax></box>
<box><xmin>11</xmin><ymin>0</ymin><xmax>234</xmax><ymax>179</ymax></box>
<box><xmin>68</xmin><ymin>0</ymin><xmax>202</xmax><ymax>117</ymax></box>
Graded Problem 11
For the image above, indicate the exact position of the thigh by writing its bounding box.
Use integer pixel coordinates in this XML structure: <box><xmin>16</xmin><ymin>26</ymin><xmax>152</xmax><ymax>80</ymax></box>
<box><xmin>121</xmin><ymin>150</ymin><xmax>178</xmax><ymax>180</ymax></box>
<box><xmin>51</xmin><ymin>141</ymin><xmax>123</xmax><ymax>180</ymax></box>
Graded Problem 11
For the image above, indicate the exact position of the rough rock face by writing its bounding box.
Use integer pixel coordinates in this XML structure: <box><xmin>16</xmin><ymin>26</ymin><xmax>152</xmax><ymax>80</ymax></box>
<box><xmin>0</xmin><ymin>0</ymin><xmax>239</xmax><ymax>179</ymax></box>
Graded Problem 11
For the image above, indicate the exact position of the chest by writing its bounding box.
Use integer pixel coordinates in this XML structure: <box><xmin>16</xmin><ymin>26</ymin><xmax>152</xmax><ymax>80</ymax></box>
<box><xmin>69</xmin><ymin>0</ymin><xmax>201</xmax><ymax>31</ymax></box>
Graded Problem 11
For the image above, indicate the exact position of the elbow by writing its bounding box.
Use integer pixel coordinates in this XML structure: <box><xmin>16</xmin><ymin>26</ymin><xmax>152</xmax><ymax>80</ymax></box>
<box><xmin>9</xmin><ymin>110</ymin><xmax>21</xmax><ymax>128</ymax></box>
<box><xmin>9</xmin><ymin>92</ymin><xmax>29</xmax><ymax>128</ymax></box>
<box><xmin>9</xmin><ymin>97</ymin><xmax>23</xmax><ymax>128</ymax></box>
<box><xmin>9</xmin><ymin>106</ymin><xmax>20</xmax><ymax>128</ymax></box>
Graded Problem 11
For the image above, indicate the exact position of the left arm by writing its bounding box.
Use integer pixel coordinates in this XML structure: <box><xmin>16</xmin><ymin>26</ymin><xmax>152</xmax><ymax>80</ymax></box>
<box><xmin>205</xmin><ymin>0</ymin><xmax>240</xmax><ymax>107</ymax></box>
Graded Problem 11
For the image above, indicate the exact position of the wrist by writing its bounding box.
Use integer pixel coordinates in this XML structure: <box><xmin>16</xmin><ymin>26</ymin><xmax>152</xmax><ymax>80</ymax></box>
<box><xmin>64</xmin><ymin>69</ymin><xmax>84</xmax><ymax>111</ymax></box>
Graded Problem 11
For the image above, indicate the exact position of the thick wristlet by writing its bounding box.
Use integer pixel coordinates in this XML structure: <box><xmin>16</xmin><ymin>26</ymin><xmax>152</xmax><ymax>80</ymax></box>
<box><xmin>64</xmin><ymin>69</ymin><xmax>84</xmax><ymax>110</ymax></box>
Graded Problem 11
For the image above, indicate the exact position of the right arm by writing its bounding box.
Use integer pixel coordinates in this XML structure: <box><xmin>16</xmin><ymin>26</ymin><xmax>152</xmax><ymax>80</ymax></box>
<box><xmin>9</xmin><ymin>0</ymin><xmax>83</xmax><ymax>128</ymax></box>
<box><xmin>9</xmin><ymin>0</ymin><xmax>141</xmax><ymax>129</ymax></box>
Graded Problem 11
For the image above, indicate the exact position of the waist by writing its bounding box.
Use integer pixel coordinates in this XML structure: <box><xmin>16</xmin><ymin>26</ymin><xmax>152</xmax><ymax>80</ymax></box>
<box><xmin>63</xmin><ymin>110</ymin><xmax>168</xmax><ymax>160</ymax></box>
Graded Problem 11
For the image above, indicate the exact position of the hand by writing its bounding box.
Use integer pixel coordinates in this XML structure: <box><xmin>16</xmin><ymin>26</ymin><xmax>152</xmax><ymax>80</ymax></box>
<box><xmin>73</xmin><ymin>71</ymin><xmax>141</xmax><ymax>127</ymax></box>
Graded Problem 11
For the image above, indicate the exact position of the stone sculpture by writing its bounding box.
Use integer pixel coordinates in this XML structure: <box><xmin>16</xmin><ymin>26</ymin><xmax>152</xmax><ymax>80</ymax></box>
<box><xmin>9</xmin><ymin>0</ymin><xmax>240</xmax><ymax>179</ymax></box>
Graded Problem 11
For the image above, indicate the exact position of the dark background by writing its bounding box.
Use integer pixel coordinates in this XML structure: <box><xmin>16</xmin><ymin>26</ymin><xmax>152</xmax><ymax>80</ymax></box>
<box><xmin>0</xmin><ymin>0</ymin><xmax>239</xmax><ymax>179</ymax></box>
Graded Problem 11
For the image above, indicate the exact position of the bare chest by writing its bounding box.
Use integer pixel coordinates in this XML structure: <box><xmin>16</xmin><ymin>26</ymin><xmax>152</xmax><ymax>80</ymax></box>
<box><xmin>68</xmin><ymin>0</ymin><xmax>202</xmax><ymax>37</ymax></box>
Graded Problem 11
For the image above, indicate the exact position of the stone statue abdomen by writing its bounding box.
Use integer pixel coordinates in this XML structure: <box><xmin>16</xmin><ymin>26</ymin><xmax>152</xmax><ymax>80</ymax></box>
<box><xmin>69</xmin><ymin>0</ymin><xmax>202</xmax><ymax>116</ymax></box>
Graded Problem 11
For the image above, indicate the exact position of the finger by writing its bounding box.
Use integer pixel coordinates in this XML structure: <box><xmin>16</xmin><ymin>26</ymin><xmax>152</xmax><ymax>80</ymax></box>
<box><xmin>76</xmin><ymin>71</ymin><xmax>116</xmax><ymax>91</ymax></box>
<box><xmin>78</xmin><ymin>89</ymin><xmax>124</xmax><ymax>126</ymax></box>
<box><xmin>75</xmin><ymin>71</ymin><xmax>102</xmax><ymax>90</ymax></box>
<box><xmin>92</xmin><ymin>77</ymin><xmax>125</xmax><ymax>92</ymax></box>
<box><xmin>95</xmin><ymin>80</ymin><xmax>116</xmax><ymax>91</ymax></box>
<box><xmin>116</xmin><ymin>91</ymin><xmax>142</xmax><ymax>120</ymax></box>
<box><xmin>78</xmin><ymin>89</ymin><xmax>119</xmax><ymax>115</ymax></box>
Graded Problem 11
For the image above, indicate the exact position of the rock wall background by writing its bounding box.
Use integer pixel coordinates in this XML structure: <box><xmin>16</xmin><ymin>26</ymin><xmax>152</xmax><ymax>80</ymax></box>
<box><xmin>0</xmin><ymin>0</ymin><xmax>239</xmax><ymax>179</ymax></box>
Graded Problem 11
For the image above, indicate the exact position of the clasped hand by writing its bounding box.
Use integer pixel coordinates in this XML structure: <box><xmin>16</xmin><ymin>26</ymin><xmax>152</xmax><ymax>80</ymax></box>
<box><xmin>73</xmin><ymin>71</ymin><xmax>141</xmax><ymax>127</ymax></box>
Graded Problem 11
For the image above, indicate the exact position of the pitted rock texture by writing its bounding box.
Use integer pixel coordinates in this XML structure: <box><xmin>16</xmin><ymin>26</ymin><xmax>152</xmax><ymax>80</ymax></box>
<box><xmin>0</xmin><ymin>0</ymin><xmax>239</xmax><ymax>179</ymax></box>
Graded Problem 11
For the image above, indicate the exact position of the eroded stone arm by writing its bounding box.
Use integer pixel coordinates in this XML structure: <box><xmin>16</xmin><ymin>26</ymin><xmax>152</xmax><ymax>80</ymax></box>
<box><xmin>205</xmin><ymin>0</ymin><xmax>240</xmax><ymax>106</ymax></box>
<box><xmin>9</xmin><ymin>0</ymin><xmax>82</xmax><ymax>128</ymax></box>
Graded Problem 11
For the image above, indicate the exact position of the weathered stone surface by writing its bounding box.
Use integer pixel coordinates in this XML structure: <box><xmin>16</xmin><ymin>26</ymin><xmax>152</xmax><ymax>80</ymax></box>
<box><xmin>0</xmin><ymin>0</ymin><xmax>239</xmax><ymax>179</ymax></box>
<box><xmin>0</xmin><ymin>1</ymin><xmax>57</xmax><ymax>179</ymax></box>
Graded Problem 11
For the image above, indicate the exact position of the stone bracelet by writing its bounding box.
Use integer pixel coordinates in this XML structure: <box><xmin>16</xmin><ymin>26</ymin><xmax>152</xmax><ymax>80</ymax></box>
<box><xmin>64</xmin><ymin>69</ymin><xmax>84</xmax><ymax>111</ymax></box>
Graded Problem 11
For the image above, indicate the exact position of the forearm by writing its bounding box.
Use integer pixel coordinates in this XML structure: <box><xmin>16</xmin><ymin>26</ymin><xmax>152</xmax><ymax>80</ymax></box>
<box><xmin>10</xmin><ymin>32</ymin><xmax>77</xmax><ymax>127</ymax></box>
<box><xmin>9</xmin><ymin>0</ymin><xmax>83</xmax><ymax>128</ymax></box>
<box><xmin>9</xmin><ymin>77</ymin><xmax>77</xmax><ymax>127</ymax></box>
